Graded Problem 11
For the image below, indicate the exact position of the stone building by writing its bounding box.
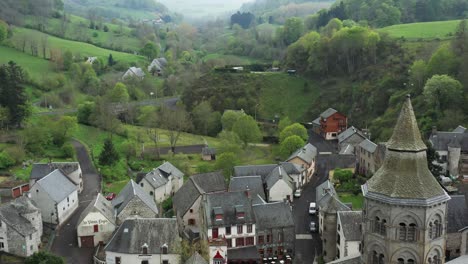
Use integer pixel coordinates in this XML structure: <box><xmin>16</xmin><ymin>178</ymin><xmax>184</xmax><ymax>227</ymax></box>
<box><xmin>30</xmin><ymin>162</ymin><xmax>83</xmax><ymax>193</ymax></box>
<box><xmin>361</xmin><ymin>96</ymin><xmax>451</xmax><ymax>264</ymax></box>
<box><xmin>0</xmin><ymin>196</ymin><xmax>43</xmax><ymax>257</ymax></box>
<box><xmin>336</xmin><ymin>211</ymin><xmax>362</xmax><ymax>259</ymax></box>
<box><xmin>356</xmin><ymin>139</ymin><xmax>378</xmax><ymax>176</ymax></box>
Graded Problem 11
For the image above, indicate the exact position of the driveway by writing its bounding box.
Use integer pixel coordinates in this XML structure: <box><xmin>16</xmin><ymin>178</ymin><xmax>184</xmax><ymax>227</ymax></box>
<box><xmin>50</xmin><ymin>140</ymin><xmax>101</xmax><ymax>264</ymax></box>
<box><xmin>308</xmin><ymin>131</ymin><xmax>338</xmax><ymax>154</ymax></box>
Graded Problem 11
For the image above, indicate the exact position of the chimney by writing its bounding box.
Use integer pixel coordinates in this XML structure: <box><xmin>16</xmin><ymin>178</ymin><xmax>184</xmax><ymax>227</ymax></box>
<box><xmin>278</xmin><ymin>167</ymin><xmax>282</xmax><ymax>179</ymax></box>
<box><xmin>245</xmin><ymin>186</ymin><xmax>251</xmax><ymax>198</ymax></box>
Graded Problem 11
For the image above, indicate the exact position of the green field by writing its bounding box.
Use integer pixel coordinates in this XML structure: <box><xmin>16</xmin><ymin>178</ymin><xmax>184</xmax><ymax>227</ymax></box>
<box><xmin>0</xmin><ymin>45</ymin><xmax>58</xmax><ymax>80</ymax></box>
<box><xmin>338</xmin><ymin>192</ymin><xmax>364</xmax><ymax>210</ymax></box>
<box><xmin>380</xmin><ymin>20</ymin><xmax>461</xmax><ymax>40</ymax></box>
<box><xmin>11</xmin><ymin>27</ymin><xmax>145</xmax><ymax>64</ymax></box>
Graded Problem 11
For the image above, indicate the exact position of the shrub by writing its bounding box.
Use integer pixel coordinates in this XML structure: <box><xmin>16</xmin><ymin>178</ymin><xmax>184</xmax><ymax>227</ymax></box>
<box><xmin>61</xmin><ymin>143</ymin><xmax>75</xmax><ymax>158</ymax></box>
<box><xmin>4</xmin><ymin>146</ymin><xmax>25</xmax><ymax>164</ymax></box>
<box><xmin>162</xmin><ymin>197</ymin><xmax>172</xmax><ymax>211</ymax></box>
<box><xmin>0</xmin><ymin>151</ymin><xmax>15</xmax><ymax>169</ymax></box>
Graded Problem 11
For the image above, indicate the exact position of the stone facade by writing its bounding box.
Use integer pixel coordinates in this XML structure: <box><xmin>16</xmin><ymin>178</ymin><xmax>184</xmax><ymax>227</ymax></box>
<box><xmin>116</xmin><ymin>197</ymin><xmax>158</xmax><ymax>224</ymax></box>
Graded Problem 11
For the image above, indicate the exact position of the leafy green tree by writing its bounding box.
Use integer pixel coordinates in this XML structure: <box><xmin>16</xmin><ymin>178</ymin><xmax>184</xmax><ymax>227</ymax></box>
<box><xmin>99</xmin><ymin>138</ymin><xmax>119</xmax><ymax>166</ymax></box>
<box><xmin>423</xmin><ymin>74</ymin><xmax>463</xmax><ymax>112</ymax></box>
<box><xmin>22</xmin><ymin>124</ymin><xmax>51</xmax><ymax>155</ymax></box>
<box><xmin>280</xmin><ymin>135</ymin><xmax>305</xmax><ymax>158</ymax></box>
<box><xmin>25</xmin><ymin>251</ymin><xmax>64</xmax><ymax>264</ymax></box>
<box><xmin>140</xmin><ymin>42</ymin><xmax>159</xmax><ymax>61</ymax></box>
<box><xmin>77</xmin><ymin>101</ymin><xmax>95</xmax><ymax>125</ymax></box>
<box><xmin>427</xmin><ymin>44</ymin><xmax>459</xmax><ymax>76</ymax></box>
<box><xmin>232</xmin><ymin>115</ymin><xmax>262</xmax><ymax>146</ymax></box>
<box><xmin>51</xmin><ymin>116</ymin><xmax>77</xmax><ymax>146</ymax></box>
<box><xmin>409</xmin><ymin>59</ymin><xmax>428</xmax><ymax>94</ymax></box>
<box><xmin>63</xmin><ymin>50</ymin><xmax>73</xmax><ymax>71</ymax></box>
<box><xmin>322</xmin><ymin>18</ymin><xmax>343</xmax><ymax>37</ymax></box>
<box><xmin>217</xmin><ymin>130</ymin><xmax>243</xmax><ymax>155</ymax></box>
<box><xmin>278</xmin><ymin>116</ymin><xmax>293</xmax><ymax>133</ymax></box>
<box><xmin>157</xmin><ymin>106</ymin><xmax>192</xmax><ymax>153</ymax></box>
<box><xmin>215</xmin><ymin>152</ymin><xmax>238</xmax><ymax>179</ymax></box>
<box><xmin>0</xmin><ymin>61</ymin><xmax>30</xmax><ymax>127</ymax></box>
<box><xmin>281</xmin><ymin>17</ymin><xmax>304</xmax><ymax>45</ymax></box>
<box><xmin>108</xmin><ymin>82</ymin><xmax>129</xmax><ymax>103</ymax></box>
<box><xmin>221</xmin><ymin>110</ymin><xmax>245</xmax><ymax>131</ymax></box>
<box><xmin>192</xmin><ymin>101</ymin><xmax>221</xmax><ymax>136</ymax></box>
<box><xmin>279</xmin><ymin>123</ymin><xmax>308</xmax><ymax>143</ymax></box>
<box><xmin>0</xmin><ymin>20</ymin><xmax>8</xmax><ymax>42</ymax></box>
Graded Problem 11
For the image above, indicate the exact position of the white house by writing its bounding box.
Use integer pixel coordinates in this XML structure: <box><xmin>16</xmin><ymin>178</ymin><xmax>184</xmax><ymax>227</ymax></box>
<box><xmin>86</xmin><ymin>57</ymin><xmax>97</xmax><ymax>64</ymax></box>
<box><xmin>30</xmin><ymin>169</ymin><xmax>79</xmax><ymax>225</ymax></box>
<box><xmin>138</xmin><ymin>161</ymin><xmax>184</xmax><ymax>203</ymax></box>
<box><xmin>76</xmin><ymin>193</ymin><xmax>117</xmax><ymax>248</ymax></box>
<box><xmin>122</xmin><ymin>67</ymin><xmax>145</xmax><ymax>80</ymax></box>
<box><xmin>105</xmin><ymin>218</ymin><xmax>181</xmax><ymax>264</ymax></box>
<box><xmin>0</xmin><ymin>196</ymin><xmax>43</xmax><ymax>257</ymax></box>
<box><xmin>265</xmin><ymin>166</ymin><xmax>294</xmax><ymax>202</ymax></box>
<box><xmin>336</xmin><ymin>211</ymin><xmax>362</xmax><ymax>260</ymax></box>
<box><xmin>30</xmin><ymin>162</ymin><xmax>83</xmax><ymax>193</ymax></box>
<box><xmin>286</xmin><ymin>143</ymin><xmax>317</xmax><ymax>182</ymax></box>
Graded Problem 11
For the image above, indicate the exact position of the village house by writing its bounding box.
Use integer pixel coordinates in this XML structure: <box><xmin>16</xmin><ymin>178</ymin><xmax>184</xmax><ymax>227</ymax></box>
<box><xmin>30</xmin><ymin>169</ymin><xmax>79</xmax><ymax>225</ymax></box>
<box><xmin>356</xmin><ymin>139</ymin><xmax>378</xmax><ymax>176</ymax></box>
<box><xmin>264</xmin><ymin>166</ymin><xmax>294</xmax><ymax>202</ymax></box>
<box><xmin>202</xmin><ymin>147</ymin><xmax>217</xmax><ymax>161</ymax></box>
<box><xmin>336</xmin><ymin>211</ymin><xmax>362</xmax><ymax>260</ymax></box>
<box><xmin>173</xmin><ymin>171</ymin><xmax>226</xmax><ymax>240</ymax></box>
<box><xmin>185</xmin><ymin>252</ymin><xmax>208</xmax><ymax>264</ymax></box>
<box><xmin>285</xmin><ymin>143</ymin><xmax>317</xmax><ymax>183</ymax></box>
<box><xmin>229</xmin><ymin>176</ymin><xmax>266</xmax><ymax>205</ymax></box>
<box><xmin>76</xmin><ymin>193</ymin><xmax>117</xmax><ymax>248</ymax></box>
<box><xmin>0</xmin><ymin>179</ymin><xmax>29</xmax><ymax>198</ymax></box>
<box><xmin>0</xmin><ymin>196</ymin><xmax>42</xmax><ymax>257</ymax></box>
<box><xmin>312</xmin><ymin>108</ymin><xmax>347</xmax><ymax>140</ymax></box>
<box><xmin>446</xmin><ymin>194</ymin><xmax>468</xmax><ymax>260</ymax></box>
<box><xmin>30</xmin><ymin>162</ymin><xmax>83</xmax><ymax>193</ymax></box>
<box><xmin>252</xmin><ymin>201</ymin><xmax>295</xmax><ymax>260</ymax></box>
<box><xmin>429</xmin><ymin>126</ymin><xmax>468</xmax><ymax>178</ymax></box>
<box><xmin>86</xmin><ymin>56</ymin><xmax>97</xmax><ymax>64</ymax></box>
<box><xmin>337</xmin><ymin>126</ymin><xmax>367</xmax><ymax>153</ymax></box>
<box><xmin>112</xmin><ymin>180</ymin><xmax>159</xmax><ymax>224</ymax></box>
<box><xmin>136</xmin><ymin>161</ymin><xmax>184</xmax><ymax>204</ymax></box>
<box><xmin>148</xmin><ymin>57</ymin><xmax>167</xmax><ymax>76</ymax></box>
<box><xmin>200</xmin><ymin>191</ymin><xmax>257</xmax><ymax>264</ymax></box>
<box><xmin>104</xmin><ymin>218</ymin><xmax>181</xmax><ymax>264</ymax></box>
<box><xmin>122</xmin><ymin>67</ymin><xmax>145</xmax><ymax>80</ymax></box>
<box><xmin>234</xmin><ymin>162</ymin><xmax>306</xmax><ymax>190</ymax></box>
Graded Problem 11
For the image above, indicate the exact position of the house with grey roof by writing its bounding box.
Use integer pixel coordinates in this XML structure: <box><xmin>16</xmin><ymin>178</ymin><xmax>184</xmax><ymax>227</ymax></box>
<box><xmin>112</xmin><ymin>180</ymin><xmax>159</xmax><ymax>224</ymax></box>
<box><xmin>265</xmin><ymin>166</ymin><xmax>294</xmax><ymax>202</ymax></box>
<box><xmin>336</xmin><ymin>211</ymin><xmax>362</xmax><ymax>260</ymax></box>
<box><xmin>356</xmin><ymin>139</ymin><xmax>378</xmax><ymax>176</ymax></box>
<box><xmin>429</xmin><ymin>126</ymin><xmax>468</xmax><ymax>177</ymax></box>
<box><xmin>337</xmin><ymin>126</ymin><xmax>367</xmax><ymax>152</ymax></box>
<box><xmin>253</xmin><ymin>201</ymin><xmax>295</xmax><ymax>260</ymax></box>
<box><xmin>446</xmin><ymin>194</ymin><xmax>468</xmax><ymax>260</ymax></box>
<box><xmin>185</xmin><ymin>252</ymin><xmax>208</xmax><ymax>264</ymax></box>
<box><xmin>172</xmin><ymin>172</ymin><xmax>226</xmax><ymax>239</ymax></box>
<box><xmin>104</xmin><ymin>218</ymin><xmax>181</xmax><ymax>264</ymax></box>
<box><xmin>122</xmin><ymin>67</ymin><xmax>145</xmax><ymax>80</ymax></box>
<box><xmin>0</xmin><ymin>196</ymin><xmax>42</xmax><ymax>257</ymax></box>
<box><xmin>30</xmin><ymin>169</ymin><xmax>79</xmax><ymax>225</ymax></box>
<box><xmin>148</xmin><ymin>57</ymin><xmax>168</xmax><ymax>76</ymax></box>
<box><xmin>200</xmin><ymin>191</ymin><xmax>256</xmax><ymax>264</ymax></box>
<box><xmin>286</xmin><ymin>143</ymin><xmax>317</xmax><ymax>183</ymax></box>
<box><xmin>77</xmin><ymin>193</ymin><xmax>117</xmax><ymax>248</ymax></box>
<box><xmin>137</xmin><ymin>161</ymin><xmax>184</xmax><ymax>204</ymax></box>
<box><xmin>311</xmin><ymin>108</ymin><xmax>347</xmax><ymax>140</ymax></box>
<box><xmin>201</xmin><ymin>147</ymin><xmax>216</xmax><ymax>161</ymax></box>
<box><xmin>30</xmin><ymin>162</ymin><xmax>83</xmax><ymax>193</ymax></box>
<box><xmin>229</xmin><ymin>176</ymin><xmax>266</xmax><ymax>205</ymax></box>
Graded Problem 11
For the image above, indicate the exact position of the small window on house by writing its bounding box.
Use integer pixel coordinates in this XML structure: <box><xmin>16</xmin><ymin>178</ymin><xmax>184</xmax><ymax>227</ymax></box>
<box><xmin>246</xmin><ymin>237</ymin><xmax>254</xmax><ymax>245</ymax></box>
<box><xmin>93</xmin><ymin>224</ymin><xmax>99</xmax><ymax>233</ymax></box>
<box><xmin>142</xmin><ymin>245</ymin><xmax>148</xmax><ymax>255</ymax></box>
<box><xmin>189</xmin><ymin>209</ymin><xmax>193</xmax><ymax>213</ymax></box>
<box><xmin>266</xmin><ymin>234</ymin><xmax>271</xmax><ymax>243</ymax></box>
<box><xmin>141</xmin><ymin>183</ymin><xmax>144</xmax><ymax>187</ymax></box>
<box><xmin>226</xmin><ymin>226</ymin><xmax>231</xmax><ymax>235</ymax></box>
<box><xmin>258</xmin><ymin>235</ymin><xmax>264</xmax><ymax>244</ymax></box>
<box><xmin>237</xmin><ymin>225</ymin><xmax>243</xmax><ymax>234</ymax></box>
<box><xmin>150</xmin><ymin>191</ymin><xmax>153</xmax><ymax>196</ymax></box>
<box><xmin>162</xmin><ymin>245</ymin><xmax>168</xmax><ymax>254</ymax></box>
<box><xmin>247</xmin><ymin>224</ymin><xmax>252</xmax><ymax>233</ymax></box>
<box><xmin>115</xmin><ymin>257</ymin><xmax>121</xmax><ymax>264</ymax></box>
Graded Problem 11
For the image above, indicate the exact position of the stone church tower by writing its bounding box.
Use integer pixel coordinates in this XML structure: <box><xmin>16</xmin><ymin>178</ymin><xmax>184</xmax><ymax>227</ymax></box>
<box><xmin>361</xmin><ymin>96</ymin><xmax>450</xmax><ymax>264</ymax></box>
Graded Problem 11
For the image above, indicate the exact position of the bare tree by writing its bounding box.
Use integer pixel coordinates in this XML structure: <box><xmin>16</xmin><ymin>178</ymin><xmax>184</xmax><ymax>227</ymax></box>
<box><xmin>157</xmin><ymin>106</ymin><xmax>192</xmax><ymax>154</ymax></box>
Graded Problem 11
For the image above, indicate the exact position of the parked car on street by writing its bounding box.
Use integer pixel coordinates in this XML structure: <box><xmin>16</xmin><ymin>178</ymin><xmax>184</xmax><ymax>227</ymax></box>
<box><xmin>105</xmin><ymin>193</ymin><xmax>116</xmax><ymax>201</ymax></box>
<box><xmin>294</xmin><ymin>189</ymin><xmax>302</xmax><ymax>198</ymax></box>
<box><xmin>309</xmin><ymin>202</ymin><xmax>316</xmax><ymax>214</ymax></box>
<box><xmin>309</xmin><ymin>221</ymin><xmax>317</xmax><ymax>232</ymax></box>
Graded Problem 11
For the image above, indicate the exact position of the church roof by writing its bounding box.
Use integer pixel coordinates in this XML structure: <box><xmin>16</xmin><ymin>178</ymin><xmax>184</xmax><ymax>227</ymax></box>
<box><xmin>364</xmin><ymin>96</ymin><xmax>448</xmax><ymax>201</ymax></box>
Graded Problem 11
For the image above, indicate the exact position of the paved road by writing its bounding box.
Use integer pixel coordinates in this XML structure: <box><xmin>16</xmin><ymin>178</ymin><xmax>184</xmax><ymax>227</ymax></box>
<box><xmin>51</xmin><ymin>140</ymin><xmax>101</xmax><ymax>264</ymax></box>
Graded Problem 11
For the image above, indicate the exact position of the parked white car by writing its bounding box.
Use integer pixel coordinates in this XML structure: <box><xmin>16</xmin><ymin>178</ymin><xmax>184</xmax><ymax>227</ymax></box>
<box><xmin>310</xmin><ymin>221</ymin><xmax>317</xmax><ymax>232</ymax></box>
<box><xmin>309</xmin><ymin>202</ymin><xmax>316</xmax><ymax>215</ymax></box>
<box><xmin>294</xmin><ymin>189</ymin><xmax>302</xmax><ymax>198</ymax></box>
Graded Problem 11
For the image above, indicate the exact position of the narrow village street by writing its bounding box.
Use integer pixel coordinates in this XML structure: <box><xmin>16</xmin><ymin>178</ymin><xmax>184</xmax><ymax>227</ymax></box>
<box><xmin>51</xmin><ymin>140</ymin><xmax>101</xmax><ymax>264</ymax></box>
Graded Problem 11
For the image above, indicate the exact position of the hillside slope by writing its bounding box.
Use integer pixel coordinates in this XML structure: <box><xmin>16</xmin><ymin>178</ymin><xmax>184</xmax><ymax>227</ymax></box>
<box><xmin>380</xmin><ymin>20</ymin><xmax>461</xmax><ymax>40</ymax></box>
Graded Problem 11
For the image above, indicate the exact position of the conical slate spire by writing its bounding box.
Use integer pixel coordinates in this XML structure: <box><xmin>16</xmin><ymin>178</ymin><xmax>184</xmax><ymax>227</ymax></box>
<box><xmin>364</xmin><ymin>96</ymin><xmax>447</xmax><ymax>200</ymax></box>
<box><xmin>387</xmin><ymin>95</ymin><xmax>427</xmax><ymax>152</ymax></box>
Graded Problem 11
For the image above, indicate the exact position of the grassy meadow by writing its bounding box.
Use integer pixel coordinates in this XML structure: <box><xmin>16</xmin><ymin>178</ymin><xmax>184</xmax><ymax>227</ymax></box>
<box><xmin>380</xmin><ymin>20</ymin><xmax>461</xmax><ymax>40</ymax></box>
<box><xmin>0</xmin><ymin>46</ymin><xmax>58</xmax><ymax>80</ymax></box>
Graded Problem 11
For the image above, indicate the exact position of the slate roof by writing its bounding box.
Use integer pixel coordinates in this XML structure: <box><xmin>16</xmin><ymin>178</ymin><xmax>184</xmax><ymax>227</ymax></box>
<box><xmin>328</xmin><ymin>256</ymin><xmax>361</xmax><ymax>264</ymax></box>
<box><xmin>339</xmin><ymin>144</ymin><xmax>354</xmax><ymax>155</ymax></box>
<box><xmin>203</xmin><ymin>191</ymin><xmax>254</xmax><ymax>227</ymax></box>
<box><xmin>112</xmin><ymin>180</ymin><xmax>158</xmax><ymax>215</ymax></box>
<box><xmin>429</xmin><ymin>131</ymin><xmax>468</xmax><ymax>151</ymax></box>
<box><xmin>105</xmin><ymin>218</ymin><xmax>180</xmax><ymax>254</ymax></box>
<box><xmin>316</xmin><ymin>180</ymin><xmax>336</xmax><ymax>205</ymax></box>
<box><xmin>337</xmin><ymin>126</ymin><xmax>365</xmax><ymax>143</ymax></box>
<box><xmin>185</xmin><ymin>252</ymin><xmax>208</xmax><ymax>264</ymax></box>
<box><xmin>158</xmin><ymin>161</ymin><xmax>184</xmax><ymax>180</ymax></box>
<box><xmin>229</xmin><ymin>176</ymin><xmax>265</xmax><ymax>201</ymax></box>
<box><xmin>252</xmin><ymin>201</ymin><xmax>294</xmax><ymax>230</ymax></box>
<box><xmin>227</xmin><ymin>246</ymin><xmax>261</xmax><ymax>261</ymax></box>
<box><xmin>320</xmin><ymin>108</ymin><xmax>338</xmax><ymax>119</ymax></box>
<box><xmin>173</xmin><ymin>172</ymin><xmax>226</xmax><ymax>217</ymax></box>
<box><xmin>447</xmin><ymin>195</ymin><xmax>468</xmax><ymax>233</ymax></box>
<box><xmin>124</xmin><ymin>67</ymin><xmax>145</xmax><ymax>78</ymax></box>
<box><xmin>359</xmin><ymin>139</ymin><xmax>377</xmax><ymax>153</ymax></box>
<box><xmin>30</xmin><ymin>162</ymin><xmax>80</xmax><ymax>182</ymax></box>
<box><xmin>0</xmin><ymin>197</ymin><xmax>39</xmax><ymax>236</ymax></box>
<box><xmin>77</xmin><ymin>194</ymin><xmax>116</xmax><ymax>228</ymax></box>
<box><xmin>453</xmin><ymin>125</ymin><xmax>466</xmax><ymax>133</ymax></box>
<box><xmin>312</xmin><ymin>117</ymin><xmax>320</xmax><ymax>126</ymax></box>
<box><xmin>280</xmin><ymin>162</ymin><xmax>305</xmax><ymax>174</ymax></box>
<box><xmin>234</xmin><ymin>164</ymin><xmax>277</xmax><ymax>180</ymax></box>
<box><xmin>139</xmin><ymin>162</ymin><xmax>184</xmax><ymax>189</ymax></box>
<box><xmin>265</xmin><ymin>166</ymin><xmax>294</xmax><ymax>191</ymax></box>
<box><xmin>35</xmin><ymin>169</ymin><xmax>77</xmax><ymax>203</ymax></box>
<box><xmin>321</xmin><ymin>194</ymin><xmax>351</xmax><ymax>213</ymax></box>
<box><xmin>148</xmin><ymin>58</ymin><xmax>167</xmax><ymax>72</ymax></box>
<box><xmin>338</xmin><ymin>211</ymin><xmax>362</xmax><ymax>241</ymax></box>
<box><xmin>202</xmin><ymin>147</ymin><xmax>216</xmax><ymax>155</ymax></box>
<box><xmin>365</xmin><ymin>97</ymin><xmax>448</xmax><ymax>200</ymax></box>
<box><xmin>286</xmin><ymin>143</ymin><xmax>317</xmax><ymax>164</ymax></box>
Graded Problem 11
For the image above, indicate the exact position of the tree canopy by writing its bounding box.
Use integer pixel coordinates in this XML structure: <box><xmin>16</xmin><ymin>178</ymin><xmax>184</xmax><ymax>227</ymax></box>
<box><xmin>232</xmin><ymin>114</ymin><xmax>262</xmax><ymax>146</ymax></box>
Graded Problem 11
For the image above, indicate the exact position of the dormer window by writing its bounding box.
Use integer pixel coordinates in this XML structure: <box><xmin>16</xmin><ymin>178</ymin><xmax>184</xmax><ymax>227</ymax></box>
<box><xmin>141</xmin><ymin>243</ymin><xmax>148</xmax><ymax>255</ymax></box>
<box><xmin>161</xmin><ymin>244</ymin><xmax>168</xmax><ymax>254</ymax></box>
<box><xmin>235</xmin><ymin>205</ymin><xmax>245</xmax><ymax>219</ymax></box>
<box><xmin>214</xmin><ymin>207</ymin><xmax>223</xmax><ymax>221</ymax></box>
